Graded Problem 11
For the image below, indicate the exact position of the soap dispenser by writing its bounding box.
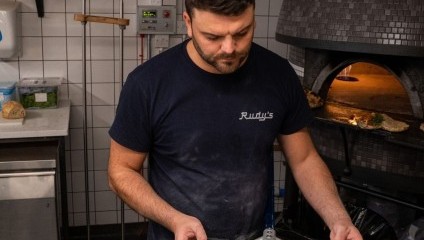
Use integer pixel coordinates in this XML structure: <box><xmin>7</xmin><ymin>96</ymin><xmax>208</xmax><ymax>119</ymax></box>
<box><xmin>0</xmin><ymin>2</ymin><xmax>21</xmax><ymax>59</ymax></box>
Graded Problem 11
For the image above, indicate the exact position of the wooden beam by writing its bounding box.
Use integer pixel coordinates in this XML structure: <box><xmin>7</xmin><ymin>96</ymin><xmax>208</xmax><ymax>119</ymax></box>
<box><xmin>74</xmin><ymin>13</ymin><xmax>130</xmax><ymax>26</ymax></box>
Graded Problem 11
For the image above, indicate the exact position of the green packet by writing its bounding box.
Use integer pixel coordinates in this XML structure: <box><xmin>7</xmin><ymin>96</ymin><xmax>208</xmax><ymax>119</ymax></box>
<box><xmin>20</xmin><ymin>91</ymin><xmax>58</xmax><ymax>108</ymax></box>
<box><xmin>17</xmin><ymin>78</ymin><xmax>62</xmax><ymax>109</ymax></box>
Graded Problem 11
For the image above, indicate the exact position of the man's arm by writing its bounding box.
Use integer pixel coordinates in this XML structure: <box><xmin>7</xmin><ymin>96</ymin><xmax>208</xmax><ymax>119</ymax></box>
<box><xmin>108</xmin><ymin>139</ymin><xmax>207</xmax><ymax>240</ymax></box>
<box><xmin>278</xmin><ymin>128</ymin><xmax>363</xmax><ymax>240</ymax></box>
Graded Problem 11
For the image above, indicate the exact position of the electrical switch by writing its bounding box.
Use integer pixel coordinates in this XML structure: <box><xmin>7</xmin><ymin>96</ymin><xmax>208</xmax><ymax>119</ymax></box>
<box><xmin>154</xmin><ymin>34</ymin><xmax>169</xmax><ymax>48</ymax></box>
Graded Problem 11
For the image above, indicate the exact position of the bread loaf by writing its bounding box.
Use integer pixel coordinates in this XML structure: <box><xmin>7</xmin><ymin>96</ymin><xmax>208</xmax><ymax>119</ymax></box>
<box><xmin>2</xmin><ymin>101</ymin><xmax>26</xmax><ymax>119</ymax></box>
<box><xmin>381</xmin><ymin>114</ymin><xmax>409</xmax><ymax>132</ymax></box>
<box><xmin>355</xmin><ymin>112</ymin><xmax>383</xmax><ymax>130</ymax></box>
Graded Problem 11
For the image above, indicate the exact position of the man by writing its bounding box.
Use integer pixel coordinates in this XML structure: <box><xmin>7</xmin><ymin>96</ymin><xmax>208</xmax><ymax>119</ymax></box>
<box><xmin>108</xmin><ymin>0</ymin><xmax>363</xmax><ymax>239</ymax></box>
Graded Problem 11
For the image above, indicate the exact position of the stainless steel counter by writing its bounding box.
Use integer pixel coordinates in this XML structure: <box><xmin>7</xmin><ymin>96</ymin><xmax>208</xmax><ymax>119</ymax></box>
<box><xmin>0</xmin><ymin>100</ymin><xmax>71</xmax><ymax>239</ymax></box>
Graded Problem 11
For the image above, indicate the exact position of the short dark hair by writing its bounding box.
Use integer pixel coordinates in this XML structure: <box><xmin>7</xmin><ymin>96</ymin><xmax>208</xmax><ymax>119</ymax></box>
<box><xmin>185</xmin><ymin>0</ymin><xmax>255</xmax><ymax>18</ymax></box>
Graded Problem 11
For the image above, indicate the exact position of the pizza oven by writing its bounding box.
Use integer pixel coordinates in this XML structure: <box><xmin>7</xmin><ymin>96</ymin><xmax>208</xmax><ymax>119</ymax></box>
<box><xmin>275</xmin><ymin>0</ymin><xmax>424</xmax><ymax>239</ymax></box>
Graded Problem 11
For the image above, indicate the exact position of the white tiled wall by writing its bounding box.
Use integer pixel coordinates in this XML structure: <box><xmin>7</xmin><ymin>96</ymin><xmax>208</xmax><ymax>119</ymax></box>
<box><xmin>2</xmin><ymin>0</ymin><xmax>288</xmax><ymax>226</ymax></box>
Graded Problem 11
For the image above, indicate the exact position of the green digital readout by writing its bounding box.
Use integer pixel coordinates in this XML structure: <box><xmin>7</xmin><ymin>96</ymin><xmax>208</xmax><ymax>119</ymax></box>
<box><xmin>143</xmin><ymin>10</ymin><xmax>157</xmax><ymax>18</ymax></box>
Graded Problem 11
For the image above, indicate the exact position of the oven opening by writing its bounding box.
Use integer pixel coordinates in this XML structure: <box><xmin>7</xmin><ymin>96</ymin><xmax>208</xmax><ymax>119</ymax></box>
<box><xmin>327</xmin><ymin>62</ymin><xmax>413</xmax><ymax>116</ymax></box>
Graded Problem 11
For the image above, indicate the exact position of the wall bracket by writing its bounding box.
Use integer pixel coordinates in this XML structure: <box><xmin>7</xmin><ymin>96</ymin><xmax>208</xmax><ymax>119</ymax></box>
<box><xmin>35</xmin><ymin>0</ymin><xmax>43</xmax><ymax>17</ymax></box>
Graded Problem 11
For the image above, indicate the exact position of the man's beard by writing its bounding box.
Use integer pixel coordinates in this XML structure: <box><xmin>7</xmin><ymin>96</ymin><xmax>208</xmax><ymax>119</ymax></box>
<box><xmin>192</xmin><ymin>36</ymin><xmax>249</xmax><ymax>74</ymax></box>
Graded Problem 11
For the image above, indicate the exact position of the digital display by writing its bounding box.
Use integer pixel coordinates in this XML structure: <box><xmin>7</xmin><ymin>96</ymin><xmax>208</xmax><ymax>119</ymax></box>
<box><xmin>143</xmin><ymin>10</ymin><xmax>157</xmax><ymax>18</ymax></box>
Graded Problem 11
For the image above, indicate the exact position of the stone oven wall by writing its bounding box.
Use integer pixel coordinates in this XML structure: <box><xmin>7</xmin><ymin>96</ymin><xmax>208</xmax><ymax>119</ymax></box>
<box><xmin>276</xmin><ymin>0</ymin><xmax>424</xmax><ymax>57</ymax></box>
<box><xmin>309</xmin><ymin>119</ymin><xmax>424</xmax><ymax>183</ymax></box>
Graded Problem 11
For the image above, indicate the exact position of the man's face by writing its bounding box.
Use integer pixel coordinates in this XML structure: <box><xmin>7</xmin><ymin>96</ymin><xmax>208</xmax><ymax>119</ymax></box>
<box><xmin>183</xmin><ymin>6</ymin><xmax>255</xmax><ymax>74</ymax></box>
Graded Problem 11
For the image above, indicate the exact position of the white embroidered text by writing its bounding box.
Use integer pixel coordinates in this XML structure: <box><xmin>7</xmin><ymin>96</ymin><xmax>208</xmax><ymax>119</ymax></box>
<box><xmin>239</xmin><ymin>112</ymin><xmax>274</xmax><ymax>121</ymax></box>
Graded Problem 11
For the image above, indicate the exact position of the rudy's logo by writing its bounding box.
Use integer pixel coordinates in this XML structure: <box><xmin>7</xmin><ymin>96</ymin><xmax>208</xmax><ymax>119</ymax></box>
<box><xmin>239</xmin><ymin>111</ymin><xmax>273</xmax><ymax>121</ymax></box>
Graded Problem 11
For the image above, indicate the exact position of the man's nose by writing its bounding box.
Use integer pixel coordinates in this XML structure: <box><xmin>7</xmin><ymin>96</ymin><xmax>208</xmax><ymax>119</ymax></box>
<box><xmin>221</xmin><ymin>36</ymin><xmax>236</xmax><ymax>54</ymax></box>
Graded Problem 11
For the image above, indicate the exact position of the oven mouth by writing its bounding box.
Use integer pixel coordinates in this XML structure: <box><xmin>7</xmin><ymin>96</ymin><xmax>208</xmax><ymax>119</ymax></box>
<box><xmin>305</xmin><ymin>62</ymin><xmax>424</xmax><ymax>149</ymax></box>
<box><xmin>326</xmin><ymin>62</ymin><xmax>413</xmax><ymax>116</ymax></box>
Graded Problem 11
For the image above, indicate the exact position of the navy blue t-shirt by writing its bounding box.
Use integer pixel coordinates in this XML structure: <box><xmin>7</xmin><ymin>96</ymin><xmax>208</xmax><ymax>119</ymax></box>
<box><xmin>109</xmin><ymin>40</ymin><xmax>313</xmax><ymax>240</ymax></box>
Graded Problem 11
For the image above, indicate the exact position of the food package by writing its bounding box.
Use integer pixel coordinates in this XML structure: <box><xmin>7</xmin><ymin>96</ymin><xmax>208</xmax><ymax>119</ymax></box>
<box><xmin>0</xmin><ymin>81</ymin><xmax>16</xmax><ymax>111</ymax></box>
<box><xmin>17</xmin><ymin>77</ymin><xmax>62</xmax><ymax>109</ymax></box>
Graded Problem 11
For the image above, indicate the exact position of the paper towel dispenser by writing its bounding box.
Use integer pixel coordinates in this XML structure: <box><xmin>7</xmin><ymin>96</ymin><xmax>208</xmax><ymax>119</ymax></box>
<box><xmin>0</xmin><ymin>2</ymin><xmax>21</xmax><ymax>59</ymax></box>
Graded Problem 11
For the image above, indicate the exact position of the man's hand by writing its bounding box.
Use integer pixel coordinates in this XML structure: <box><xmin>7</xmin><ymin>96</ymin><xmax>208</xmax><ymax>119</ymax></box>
<box><xmin>173</xmin><ymin>214</ymin><xmax>207</xmax><ymax>240</ymax></box>
<box><xmin>330</xmin><ymin>223</ymin><xmax>363</xmax><ymax>240</ymax></box>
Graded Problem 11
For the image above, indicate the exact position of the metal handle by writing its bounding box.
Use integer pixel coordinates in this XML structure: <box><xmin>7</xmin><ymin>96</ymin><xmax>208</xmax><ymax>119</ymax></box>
<box><xmin>0</xmin><ymin>171</ymin><xmax>56</xmax><ymax>200</ymax></box>
<box><xmin>0</xmin><ymin>171</ymin><xmax>55</xmax><ymax>178</ymax></box>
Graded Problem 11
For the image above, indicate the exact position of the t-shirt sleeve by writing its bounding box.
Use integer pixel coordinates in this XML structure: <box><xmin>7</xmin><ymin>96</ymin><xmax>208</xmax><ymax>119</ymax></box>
<box><xmin>279</xmin><ymin>62</ymin><xmax>314</xmax><ymax>135</ymax></box>
<box><xmin>109</xmin><ymin>71</ymin><xmax>151</xmax><ymax>152</ymax></box>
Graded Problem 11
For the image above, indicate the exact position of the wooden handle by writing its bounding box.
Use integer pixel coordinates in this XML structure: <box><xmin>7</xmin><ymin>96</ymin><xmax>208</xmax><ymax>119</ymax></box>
<box><xmin>74</xmin><ymin>13</ymin><xmax>130</xmax><ymax>26</ymax></box>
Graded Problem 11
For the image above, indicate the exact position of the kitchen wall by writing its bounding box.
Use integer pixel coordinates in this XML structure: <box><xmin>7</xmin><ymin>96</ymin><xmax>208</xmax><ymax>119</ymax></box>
<box><xmin>1</xmin><ymin>0</ymin><xmax>288</xmax><ymax>226</ymax></box>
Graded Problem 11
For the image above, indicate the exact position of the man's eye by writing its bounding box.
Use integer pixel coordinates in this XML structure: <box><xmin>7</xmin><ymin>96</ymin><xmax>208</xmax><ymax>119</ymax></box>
<box><xmin>235</xmin><ymin>31</ymin><xmax>248</xmax><ymax>38</ymax></box>
<box><xmin>206</xmin><ymin>35</ymin><xmax>219</xmax><ymax>41</ymax></box>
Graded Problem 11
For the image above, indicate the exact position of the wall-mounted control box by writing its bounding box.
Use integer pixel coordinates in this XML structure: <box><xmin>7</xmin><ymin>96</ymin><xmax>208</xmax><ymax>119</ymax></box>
<box><xmin>137</xmin><ymin>5</ymin><xmax>176</xmax><ymax>34</ymax></box>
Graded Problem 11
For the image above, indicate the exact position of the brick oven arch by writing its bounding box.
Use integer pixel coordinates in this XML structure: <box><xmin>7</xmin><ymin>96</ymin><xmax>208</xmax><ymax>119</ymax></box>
<box><xmin>308</xmin><ymin>53</ymin><xmax>424</xmax><ymax>119</ymax></box>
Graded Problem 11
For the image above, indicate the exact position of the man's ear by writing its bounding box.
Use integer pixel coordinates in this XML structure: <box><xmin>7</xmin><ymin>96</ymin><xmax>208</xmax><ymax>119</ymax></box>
<box><xmin>182</xmin><ymin>11</ymin><xmax>192</xmax><ymax>37</ymax></box>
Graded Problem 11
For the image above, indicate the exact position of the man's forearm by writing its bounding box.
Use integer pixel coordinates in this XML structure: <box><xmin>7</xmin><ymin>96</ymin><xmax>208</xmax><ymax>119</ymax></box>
<box><xmin>108</xmin><ymin>166</ymin><xmax>184</xmax><ymax>232</ymax></box>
